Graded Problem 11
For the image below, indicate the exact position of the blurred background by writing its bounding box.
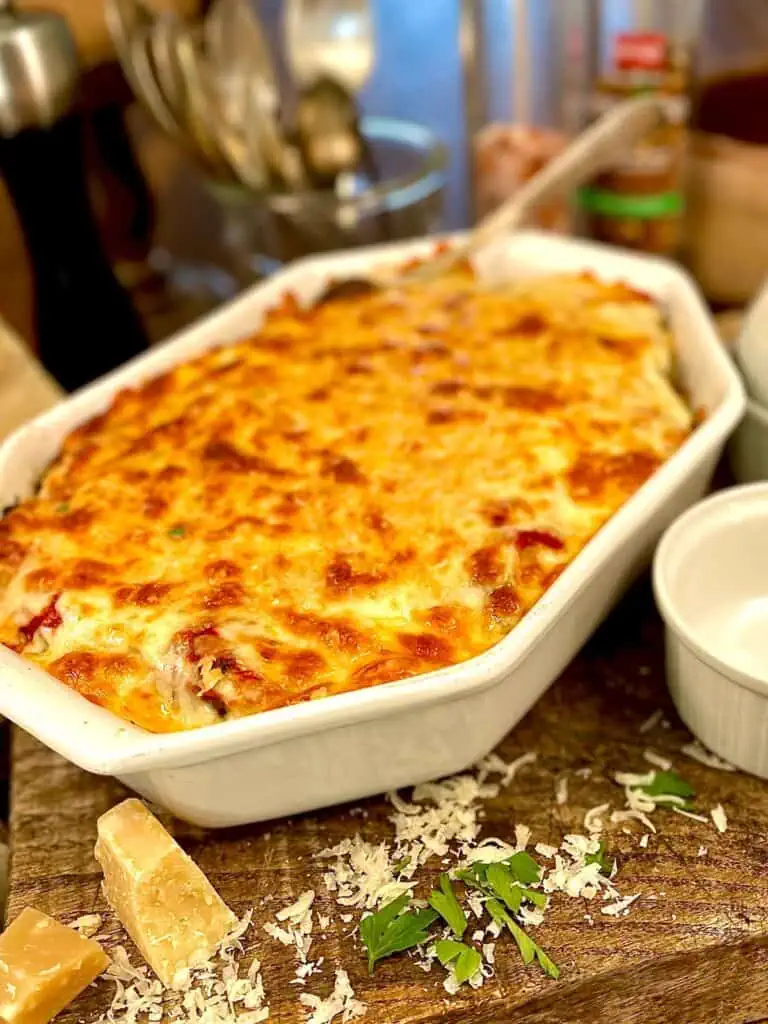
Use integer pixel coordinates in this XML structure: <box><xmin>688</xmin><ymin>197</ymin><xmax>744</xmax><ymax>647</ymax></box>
<box><xmin>1</xmin><ymin>0</ymin><xmax>766</xmax><ymax>393</ymax></box>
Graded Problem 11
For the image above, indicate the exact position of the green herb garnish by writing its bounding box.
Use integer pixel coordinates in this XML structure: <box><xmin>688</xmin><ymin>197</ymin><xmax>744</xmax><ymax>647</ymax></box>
<box><xmin>55</xmin><ymin>502</ymin><xmax>70</xmax><ymax>514</ymax></box>
<box><xmin>359</xmin><ymin>894</ymin><xmax>438</xmax><ymax>974</ymax></box>
<box><xmin>487</xmin><ymin>899</ymin><xmax>560</xmax><ymax>979</ymax></box>
<box><xmin>167</xmin><ymin>525</ymin><xmax>186</xmax><ymax>538</ymax></box>
<box><xmin>486</xmin><ymin>862</ymin><xmax>522</xmax><ymax>914</ymax></box>
<box><xmin>457</xmin><ymin>852</ymin><xmax>542</xmax><ymax>916</ymax></box>
<box><xmin>392</xmin><ymin>855</ymin><xmax>411</xmax><ymax>875</ymax></box>
<box><xmin>641</xmin><ymin>770</ymin><xmax>694</xmax><ymax>801</ymax></box>
<box><xmin>435</xmin><ymin>939</ymin><xmax>482</xmax><ymax>986</ymax></box>
<box><xmin>428</xmin><ymin>873</ymin><xmax>467</xmax><ymax>938</ymax></box>
<box><xmin>584</xmin><ymin>841</ymin><xmax>612</xmax><ymax>875</ymax></box>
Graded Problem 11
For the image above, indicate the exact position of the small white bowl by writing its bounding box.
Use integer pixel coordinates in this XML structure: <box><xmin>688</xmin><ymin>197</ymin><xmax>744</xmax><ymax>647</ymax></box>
<box><xmin>729</xmin><ymin>396</ymin><xmax>768</xmax><ymax>483</ymax></box>
<box><xmin>653</xmin><ymin>484</ymin><xmax>768</xmax><ymax>778</ymax></box>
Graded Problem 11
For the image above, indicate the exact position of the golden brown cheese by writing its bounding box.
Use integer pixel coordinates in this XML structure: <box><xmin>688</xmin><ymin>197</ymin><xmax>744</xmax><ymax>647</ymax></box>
<box><xmin>0</xmin><ymin>268</ymin><xmax>693</xmax><ymax>732</ymax></box>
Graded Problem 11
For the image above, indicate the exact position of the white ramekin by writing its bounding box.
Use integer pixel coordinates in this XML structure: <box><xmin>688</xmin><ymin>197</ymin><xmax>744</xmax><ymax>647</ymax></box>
<box><xmin>654</xmin><ymin>484</ymin><xmax>768</xmax><ymax>778</ymax></box>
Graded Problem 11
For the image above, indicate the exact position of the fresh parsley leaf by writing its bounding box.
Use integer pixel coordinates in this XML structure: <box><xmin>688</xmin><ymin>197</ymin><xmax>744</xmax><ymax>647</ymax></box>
<box><xmin>519</xmin><ymin>886</ymin><xmax>547</xmax><ymax>909</ymax></box>
<box><xmin>428</xmin><ymin>873</ymin><xmax>467</xmax><ymax>938</ymax></box>
<box><xmin>55</xmin><ymin>502</ymin><xmax>70</xmax><ymax>514</ymax></box>
<box><xmin>507</xmin><ymin>851</ymin><xmax>541</xmax><ymax>884</ymax></box>
<box><xmin>359</xmin><ymin>895</ymin><xmax>438</xmax><ymax>974</ymax></box>
<box><xmin>641</xmin><ymin>770</ymin><xmax>694</xmax><ymax>800</ymax></box>
<box><xmin>455</xmin><ymin>864</ymin><xmax>488</xmax><ymax>888</ymax></box>
<box><xmin>584</xmin><ymin>841</ymin><xmax>612</xmax><ymax>875</ymax></box>
<box><xmin>435</xmin><ymin>940</ymin><xmax>482</xmax><ymax>985</ymax></box>
<box><xmin>486</xmin><ymin>862</ymin><xmax>522</xmax><ymax>914</ymax></box>
<box><xmin>168</xmin><ymin>525</ymin><xmax>186</xmax><ymax>538</ymax></box>
<box><xmin>487</xmin><ymin>899</ymin><xmax>560</xmax><ymax>980</ymax></box>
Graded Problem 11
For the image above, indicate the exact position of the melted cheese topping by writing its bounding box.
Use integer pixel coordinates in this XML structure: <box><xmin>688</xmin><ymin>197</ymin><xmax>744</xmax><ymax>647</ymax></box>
<box><xmin>0</xmin><ymin>268</ymin><xmax>693</xmax><ymax>732</ymax></box>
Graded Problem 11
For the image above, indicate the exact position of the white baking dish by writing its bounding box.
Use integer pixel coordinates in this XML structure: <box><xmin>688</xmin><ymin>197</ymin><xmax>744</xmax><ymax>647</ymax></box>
<box><xmin>0</xmin><ymin>232</ymin><xmax>745</xmax><ymax>826</ymax></box>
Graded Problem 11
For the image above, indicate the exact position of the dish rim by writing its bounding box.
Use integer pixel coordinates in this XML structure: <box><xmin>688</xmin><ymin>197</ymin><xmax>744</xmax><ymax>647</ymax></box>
<box><xmin>0</xmin><ymin>231</ymin><xmax>746</xmax><ymax>775</ymax></box>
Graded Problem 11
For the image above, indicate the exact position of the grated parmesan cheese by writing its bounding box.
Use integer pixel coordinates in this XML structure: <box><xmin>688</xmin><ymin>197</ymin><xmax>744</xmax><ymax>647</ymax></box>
<box><xmin>555</xmin><ymin>776</ymin><xmax>569</xmax><ymax>806</ymax></box>
<box><xmin>99</xmin><ymin>913</ymin><xmax>270</xmax><ymax>1024</ymax></box>
<box><xmin>643</xmin><ymin>749</ymin><xmax>672</xmax><ymax>771</ymax></box>
<box><xmin>639</xmin><ymin>709</ymin><xmax>663</xmax><ymax>734</ymax></box>
<box><xmin>711</xmin><ymin>804</ymin><xmax>728</xmax><ymax>833</ymax></box>
<box><xmin>584</xmin><ymin>803</ymin><xmax>610</xmax><ymax>834</ymax></box>
<box><xmin>299</xmin><ymin>969</ymin><xmax>366</xmax><ymax>1024</ymax></box>
<box><xmin>601</xmin><ymin>894</ymin><xmax>640</xmax><ymax>917</ymax></box>
<box><xmin>672</xmin><ymin>807</ymin><xmax>709</xmax><ymax>824</ymax></box>
<box><xmin>71</xmin><ymin>913</ymin><xmax>103</xmax><ymax>938</ymax></box>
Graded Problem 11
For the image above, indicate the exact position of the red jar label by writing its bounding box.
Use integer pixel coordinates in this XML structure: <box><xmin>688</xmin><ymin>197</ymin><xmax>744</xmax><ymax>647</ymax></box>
<box><xmin>614</xmin><ymin>32</ymin><xmax>667</xmax><ymax>71</ymax></box>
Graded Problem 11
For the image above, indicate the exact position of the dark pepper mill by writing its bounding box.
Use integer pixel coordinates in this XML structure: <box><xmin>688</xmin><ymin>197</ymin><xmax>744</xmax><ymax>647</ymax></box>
<box><xmin>0</xmin><ymin>1</ymin><xmax>149</xmax><ymax>392</ymax></box>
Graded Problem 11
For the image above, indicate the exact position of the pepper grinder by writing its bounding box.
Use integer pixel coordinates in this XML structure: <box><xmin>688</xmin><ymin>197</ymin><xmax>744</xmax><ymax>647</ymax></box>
<box><xmin>0</xmin><ymin>1</ymin><xmax>149</xmax><ymax>392</ymax></box>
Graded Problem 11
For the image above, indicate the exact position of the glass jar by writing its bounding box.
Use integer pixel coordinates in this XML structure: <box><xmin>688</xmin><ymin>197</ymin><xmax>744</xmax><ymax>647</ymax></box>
<box><xmin>578</xmin><ymin>0</ymin><xmax>702</xmax><ymax>257</ymax></box>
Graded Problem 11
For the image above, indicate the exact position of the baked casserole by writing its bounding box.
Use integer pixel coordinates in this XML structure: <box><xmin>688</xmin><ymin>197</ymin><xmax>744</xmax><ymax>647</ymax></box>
<box><xmin>0</xmin><ymin>267</ymin><xmax>693</xmax><ymax>733</ymax></box>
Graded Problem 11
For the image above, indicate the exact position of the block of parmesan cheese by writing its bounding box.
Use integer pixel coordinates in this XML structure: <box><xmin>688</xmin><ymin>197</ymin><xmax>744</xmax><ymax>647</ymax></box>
<box><xmin>95</xmin><ymin>799</ymin><xmax>236</xmax><ymax>987</ymax></box>
<box><xmin>0</xmin><ymin>907</ymin><xmax>108</xmax><ymax>1024</ymax></box>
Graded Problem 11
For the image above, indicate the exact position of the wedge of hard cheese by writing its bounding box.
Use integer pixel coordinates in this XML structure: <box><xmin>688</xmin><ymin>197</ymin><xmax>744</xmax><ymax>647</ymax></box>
<box><xmin>0</xmin><ymin>907</ymin><xmax>108</xmax><ymax>1024</ymax></box>
<box><xmin>95</xmin><ymin>799</ymin><xmax>236</xmax><ymax>987</ymax></box>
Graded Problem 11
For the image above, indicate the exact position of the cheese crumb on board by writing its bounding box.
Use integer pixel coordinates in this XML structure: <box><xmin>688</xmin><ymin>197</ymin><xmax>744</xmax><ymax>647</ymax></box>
<box><xmin>299</xmin><ymin>969</ymin><xmax>366</xmax><ymax>1024</ymax></box>
<box><xmin>95</xmin><ymin>799</ymin><xmax>236</xmax><ymax>987</ymax></box>
<box><xmin>601</xmin><ymin>894</ymin><xmax>640</xmax><ymax>917</ymax></box>
<box><xmin>639</xmin><ymin>709</ymin><xmax>663</xmax><ymax>734</ymax></box>
<box><xmin>584</xmin><ymin>803</ymin><xmax>610</xmax><ymax>834</ymax></box>
<box><xmin>711</xmin><ymin>804</ymin><xmax>728</xmax><ymax>833</ymax></box>
<box><xmin>0</xmin><ymin>907</ymin><xmax>108</xmax><ymax>1024</ymax></box>
<box><xmin>71</xmin><ymin>913</ymin><xmax>104</xmax><ymax>938</ymax></box>
<box><xmin>555</xmin><ymin>776</ymin><xmax>569</xmax><ymax>806</ymax></box>
<box><xmin>643</xmin><ymin>750</ymin><xmax>672</xmax><ymax>771</ymax></box>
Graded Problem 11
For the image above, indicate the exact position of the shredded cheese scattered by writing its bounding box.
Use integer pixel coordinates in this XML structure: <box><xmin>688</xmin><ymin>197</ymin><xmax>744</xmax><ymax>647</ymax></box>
<box><xmin>639</xmin><ymin>709</ymin><xmax>664</xmax><ymax>734</ymax></box>
<box><xmin>555</xmin><ymin>776</ymin><xmax>569</xmax><ymax>806</ymax></box>
<box><xmin>643</xmin><ymin>750</ymin><xmax>672</xmax><ymax>771</ymax></box>
<box><xmin>711</xmin><ymin>804</ymin><xmax>728</xmax><ymax>833</ymax></box>
<box><xmin>299</xmin><ymin>969</ymin><xmax>366</xmax><ymax>1024</ymax></box>
<box><xmin>601</xmin><ymin>894</ymin><xmax>640</xmax><ymax>917</ymax></box>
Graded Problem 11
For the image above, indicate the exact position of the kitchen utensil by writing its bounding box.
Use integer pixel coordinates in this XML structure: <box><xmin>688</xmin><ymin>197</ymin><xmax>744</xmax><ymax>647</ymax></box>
<box><xmin>204</xmin><ymin>0</ymin><xmax>302</xmax><ymax>189</ymax></box>
<box><xmin>284</xmin><ymin>0</ymin><xmax>372</xmax><ymax>185</ymax></box>
<box><xmin>654</xmin><ymin>484</ymin><xmax>768</xmax><ymax>778</ymax></box>
<box><xmin>205</xmin><ymin>116</ymin><xmax>445</xmax><ymax>278</ymax></box>
<box><xmin>0</xmin><ymin>1</ymin><xmax>149</xmax><ymax>391</ymax></box>
<box><xmin>293</xmin><ymin>75</ymin><xmax>364</xmax><ymax>186</ymax></box>
<box><xmin>171</xmin><ymin>23</ymin><xmax>226</xmax><ymax>167</ymax></box>
<box><xmin>283</xmin><ymin>0</ymin><xmax>374</xmax><ymax>95</ymax></box>
<box><xmin>129</xmin><ymin>18</ymin><xmax>187</xmax><ymax>140</ymax></box>
<box><xmin>318</xmin><ymin>94</ymin><xmax>664</xmax><ymax>302</ymax></box>
<box><xmin>0</xmin><ymin>230</ymin><xmax>743</xmax><ymax>826</ymax></box>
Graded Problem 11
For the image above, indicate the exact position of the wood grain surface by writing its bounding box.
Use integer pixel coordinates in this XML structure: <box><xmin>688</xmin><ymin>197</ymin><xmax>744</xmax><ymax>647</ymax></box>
<box><xmin>8</xmin><ymin>583</ymin><xmax>768</xmax><ymax>1024</ymax></box>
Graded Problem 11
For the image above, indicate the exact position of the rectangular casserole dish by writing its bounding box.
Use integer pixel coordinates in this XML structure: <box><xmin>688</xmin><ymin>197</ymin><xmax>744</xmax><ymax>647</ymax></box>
<box><xmin>0</xmin><ymin>231</ymin><xmax>745</xmax><ymax>827</ymax></box>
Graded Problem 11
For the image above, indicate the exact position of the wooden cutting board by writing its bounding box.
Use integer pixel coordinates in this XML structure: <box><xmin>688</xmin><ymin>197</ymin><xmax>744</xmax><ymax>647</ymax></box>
<box><xmin>8</xmin><ymin>583</ymin><xmax>768</xmax><ymax>1024</ymax></box>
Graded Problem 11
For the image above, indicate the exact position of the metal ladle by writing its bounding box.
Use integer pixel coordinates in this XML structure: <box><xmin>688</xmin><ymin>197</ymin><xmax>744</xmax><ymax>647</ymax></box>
<box><xmin>293</xmin><ymin>75</ymin><xmax>365</xmax><ymax>188</ymax></box>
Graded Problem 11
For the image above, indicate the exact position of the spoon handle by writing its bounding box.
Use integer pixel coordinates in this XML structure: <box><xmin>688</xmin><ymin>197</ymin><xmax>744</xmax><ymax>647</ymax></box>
<box><xmin>408</xmin><ymin>95</ymin><xmax>665</xmax><ymax>281</ymax></box>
